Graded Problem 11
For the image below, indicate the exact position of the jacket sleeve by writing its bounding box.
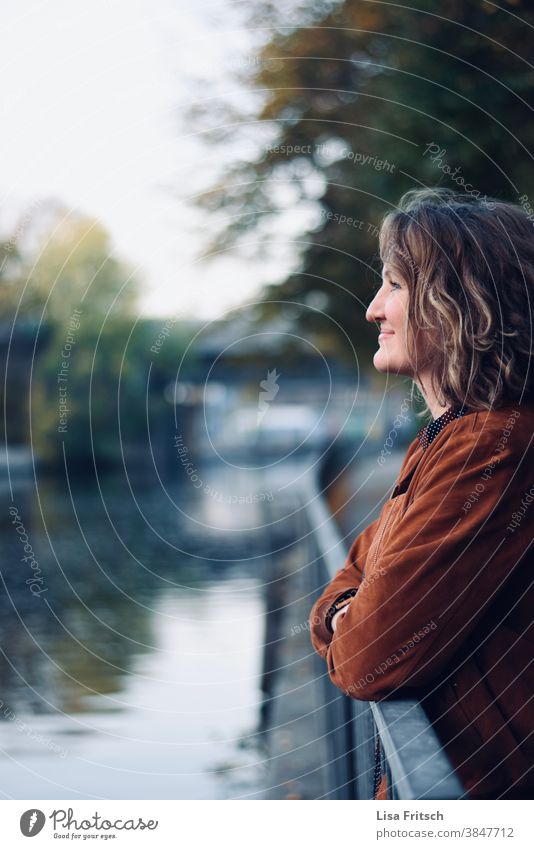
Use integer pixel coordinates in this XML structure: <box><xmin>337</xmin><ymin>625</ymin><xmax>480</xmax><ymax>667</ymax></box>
<box><xmin>309</xmin><ymin>514</ymin><xmax>383</xmax><ymax>659</ymax></box>
<box><xmin>325</xmin><ymin>427</ymin><xmax>531</xmax><ymax>700</ymax></box>
<box><xmin>309</xmin><ymin>437</ymin><xmax>422</xmax><ymax>659</ymax></box>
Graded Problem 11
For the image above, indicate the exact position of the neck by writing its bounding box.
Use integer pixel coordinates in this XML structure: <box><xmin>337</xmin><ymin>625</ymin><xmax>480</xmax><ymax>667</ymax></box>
<box><xmin>415</xmin><ymin>374</ymin><xmax>451</xmax><ymax>420</ymax></box>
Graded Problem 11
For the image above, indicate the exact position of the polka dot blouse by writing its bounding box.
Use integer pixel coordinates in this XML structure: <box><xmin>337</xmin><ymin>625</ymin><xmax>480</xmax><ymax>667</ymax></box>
<box><xmin>416</xmin><ymin>406</ymin><xmax>466</xmax><ymax>451</ymax></box>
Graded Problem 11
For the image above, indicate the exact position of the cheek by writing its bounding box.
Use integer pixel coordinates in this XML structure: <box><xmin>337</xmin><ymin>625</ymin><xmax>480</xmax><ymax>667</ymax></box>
<box><xmin>413</xmin><ymin>329</ymin><xmax>435</xmax><ymax>360</ymax></box>
<box><xmin>387</xmin><ymin>294</ymin><xmax>408</xmax><ymax>330</ymax></box>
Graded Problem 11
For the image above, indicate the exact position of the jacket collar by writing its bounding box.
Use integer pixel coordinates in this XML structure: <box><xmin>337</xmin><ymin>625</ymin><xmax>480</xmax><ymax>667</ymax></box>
<box><xmin>416</xmin><ymin>406</ymin><xmax>466</xmax><ymax>451</ymax></box>
<box><xmin>391</xmin><ymin>406</ymin><xmax>466</xmax><ymax>498</ymax></box>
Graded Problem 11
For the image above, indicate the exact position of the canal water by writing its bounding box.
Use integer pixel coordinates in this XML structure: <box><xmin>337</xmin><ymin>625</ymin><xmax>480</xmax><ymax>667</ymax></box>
<box><xmin>0</xmin><ymin>465</ymin><xmax>273</xmax><ymax>799</ymax></box>
<box><xmin>0</xmin><ymin>447</ymin><xmax>404</xmax><ymax>800</ymax></box>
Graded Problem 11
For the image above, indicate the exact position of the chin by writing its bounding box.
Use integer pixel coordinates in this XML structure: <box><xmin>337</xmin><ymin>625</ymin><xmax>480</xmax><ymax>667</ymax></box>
<box><xmin>373</xmin><ymin>351</ymin><xmax>397</xmax><ymax>373</ymax></box>
<box><xmin>373</xmin><ymin>349</ymin><xmax>412</xmax><ymax>376</ymax></box>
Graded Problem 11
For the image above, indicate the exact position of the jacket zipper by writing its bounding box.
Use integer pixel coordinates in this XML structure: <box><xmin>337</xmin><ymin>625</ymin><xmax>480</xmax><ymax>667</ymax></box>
<box><xmin>369</xmin><ymin>469</ymin><xmax>410</xmax><ymax>574</ymax></box>
<box><xmin>371</xmin><ymin>501</ymin><xmax>395</xmax><ymax>573</ymax></box>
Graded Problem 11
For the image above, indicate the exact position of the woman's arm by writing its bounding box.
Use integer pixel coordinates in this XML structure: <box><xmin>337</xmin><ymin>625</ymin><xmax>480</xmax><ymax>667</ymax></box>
<box><xmin>309</xmin><ymin>514</ymin><xmax>382</xmax><ymax>658</ymax></box>
<box><xmin>324</xmin><ymin>427</ymin><xmax>532</xmax><ymax>700</ymax></box>
<box><xmin>309</xmin><ymin>437</ymin><xmax>422</xmax><ymax>659</ymax></box>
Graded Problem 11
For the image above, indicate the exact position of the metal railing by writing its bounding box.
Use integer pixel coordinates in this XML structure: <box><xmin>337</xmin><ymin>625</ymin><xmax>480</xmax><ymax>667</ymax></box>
<box><xmin>304</xmin><ymin>470</ymin><xmax>464</xmax><ymax>800</ymax></box>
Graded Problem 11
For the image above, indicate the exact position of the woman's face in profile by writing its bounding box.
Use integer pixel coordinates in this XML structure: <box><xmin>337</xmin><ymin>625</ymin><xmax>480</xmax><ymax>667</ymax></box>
<box><xmin>366</xmin><ymin>261</ymin><xmax>428</xmax><ymax>378</ymax></box>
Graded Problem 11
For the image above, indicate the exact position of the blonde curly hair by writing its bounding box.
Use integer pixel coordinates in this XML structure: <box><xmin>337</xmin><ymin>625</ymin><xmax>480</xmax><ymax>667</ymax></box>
<box><xmin>379</xmin><ymin>187</ymin><xmax>534</xmax><ymax>418</ymax></box>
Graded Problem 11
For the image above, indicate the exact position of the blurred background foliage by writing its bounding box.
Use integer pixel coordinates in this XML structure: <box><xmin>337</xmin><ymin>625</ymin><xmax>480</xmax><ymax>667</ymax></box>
<box><xmin>193</xmin><ymin>0</ymin><xmax>534</xmax><ymax>363</ymax></box>
<box><xmin>0</xmin><ymin>204</ymin><xmax>194</xmax><ymax>467</ymax></box>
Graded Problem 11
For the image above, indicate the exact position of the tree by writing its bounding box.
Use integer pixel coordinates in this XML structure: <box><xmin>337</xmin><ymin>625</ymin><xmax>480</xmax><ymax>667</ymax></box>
<box><xmin>28</xmin><ymin>210</ymin><xmax>138</xmax><ymax>323</ymax></box>
<box><xmin>25</xmin><ymin>209</ymin><xmax>142</xmax><ymax>466</ymax></box>
<box><xmin>192</xmin><ymin>0</ymin><xmax>534</xmax><ymax>365</ymax></box>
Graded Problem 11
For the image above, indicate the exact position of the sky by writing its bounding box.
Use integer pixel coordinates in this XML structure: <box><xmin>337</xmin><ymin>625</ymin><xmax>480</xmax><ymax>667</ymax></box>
<box><xmin>1</xmin><ymin>0</ymin><xmax>303</xmax><ymax>319</ymax></box>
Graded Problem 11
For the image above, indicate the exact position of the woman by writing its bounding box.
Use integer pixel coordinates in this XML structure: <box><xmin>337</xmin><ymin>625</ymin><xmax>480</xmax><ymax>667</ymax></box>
<box><xmin>309</xmin><ymin>187</ymin><xmax>534</xmax><ymax>800</ymax></box>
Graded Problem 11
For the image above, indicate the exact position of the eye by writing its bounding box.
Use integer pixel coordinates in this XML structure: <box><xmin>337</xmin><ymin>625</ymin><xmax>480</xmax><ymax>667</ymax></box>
<box><xmin>389</xmin><ymin>280</ymin><xmax>402</xmax><ymax>290</ymax></box>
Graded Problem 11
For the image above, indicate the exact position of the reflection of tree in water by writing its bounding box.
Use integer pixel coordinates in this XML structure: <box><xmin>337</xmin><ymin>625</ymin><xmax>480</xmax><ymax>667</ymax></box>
<box><xmin>0</xmin><ymin>469</ymin><xmax>267</xmax><ymax>717</ymax></box>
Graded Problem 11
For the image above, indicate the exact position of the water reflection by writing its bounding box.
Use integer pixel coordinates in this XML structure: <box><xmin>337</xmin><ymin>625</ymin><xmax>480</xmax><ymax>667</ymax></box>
<box><xmin>0</xmin><ymin>467</ymin><xmax>267</xmax><ymax>799</ymax></box>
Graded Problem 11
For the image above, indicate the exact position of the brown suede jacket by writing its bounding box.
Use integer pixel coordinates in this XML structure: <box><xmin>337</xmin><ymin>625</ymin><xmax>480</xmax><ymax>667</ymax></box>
<box><xmin>309</xmin><ymin>402</ymin><xmax>534</xmax><ymax>799</ymax></box>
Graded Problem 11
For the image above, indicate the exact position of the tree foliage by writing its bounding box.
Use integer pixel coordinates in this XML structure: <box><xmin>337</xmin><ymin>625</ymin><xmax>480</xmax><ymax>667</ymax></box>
<box><xmin>194</xmin><ymin>0</ymin><xmax>534</xmax><ymax>364</ymax></box>
<box><xmin>0</xmin><ymin>206</ymin><xmax>191</xmax><ymax>466</ymax></box>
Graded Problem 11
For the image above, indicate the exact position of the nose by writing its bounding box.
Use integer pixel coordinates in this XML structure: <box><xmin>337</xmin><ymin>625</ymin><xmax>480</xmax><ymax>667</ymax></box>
<box><xmin>365</xmin><ymin>283</ymin><xmax>386</xmax><ymax>324</ymax></box>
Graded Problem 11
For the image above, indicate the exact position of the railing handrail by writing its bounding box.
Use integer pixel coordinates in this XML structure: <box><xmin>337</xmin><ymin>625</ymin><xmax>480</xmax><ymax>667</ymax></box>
<box><xmin>303</xmin><ymin>466</ymin><xmax>464</xmax><ymax>800</ymax></box>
